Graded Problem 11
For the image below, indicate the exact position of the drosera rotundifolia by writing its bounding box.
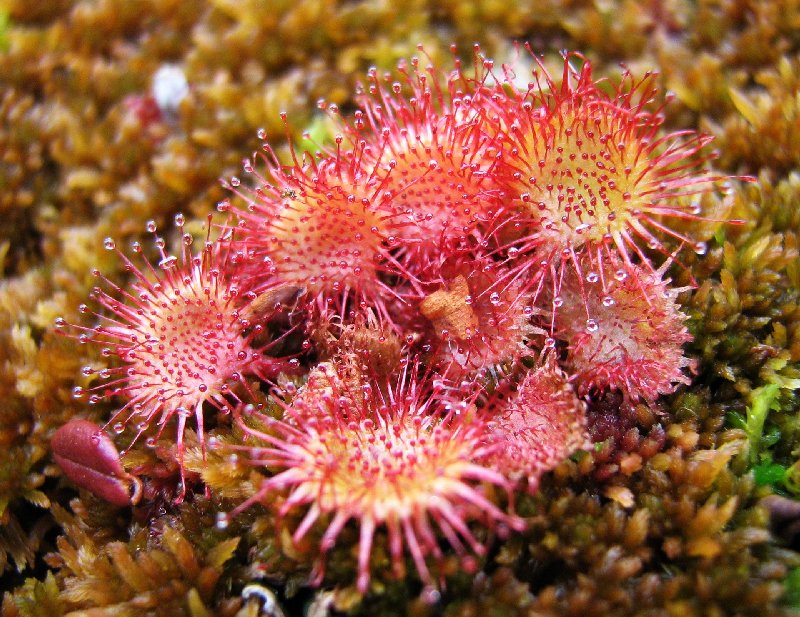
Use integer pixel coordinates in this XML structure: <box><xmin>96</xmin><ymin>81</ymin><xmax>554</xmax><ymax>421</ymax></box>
<box><xmin>53</xmin><ymin>44</ymin><xmax>746</xmax><ymax>595</ymax></box>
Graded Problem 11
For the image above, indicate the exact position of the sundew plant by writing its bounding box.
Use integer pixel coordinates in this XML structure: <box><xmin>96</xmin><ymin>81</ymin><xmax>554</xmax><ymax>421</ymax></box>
<box><xmin>59</xmin><ymin>42</ymin><xmax>723</xmax><ymax>587</ymax></box>
<box><xmin>30</xmin><ymin>37</ymin><xmax>797</xmax><ymax>617</ymax></box>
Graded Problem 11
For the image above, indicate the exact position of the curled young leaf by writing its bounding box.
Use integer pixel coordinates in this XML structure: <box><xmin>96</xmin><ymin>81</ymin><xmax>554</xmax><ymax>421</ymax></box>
<box><xmin>52</xmin><ymin>419</ymin><xmax>142</xmax><ymax>507</ymax></box>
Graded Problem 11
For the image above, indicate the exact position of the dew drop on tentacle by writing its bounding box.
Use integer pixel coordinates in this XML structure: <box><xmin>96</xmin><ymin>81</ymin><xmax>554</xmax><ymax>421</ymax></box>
<box><xmin>159</xmin><ymin>255</ymin><xmax>178</xmax><ymax>269</ymax></box>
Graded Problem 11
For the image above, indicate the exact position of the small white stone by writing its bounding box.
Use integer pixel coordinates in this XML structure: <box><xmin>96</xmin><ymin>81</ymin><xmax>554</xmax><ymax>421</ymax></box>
<box><xmin>152</xmin><ymin>64</ymin><xmax>189</xmax><ymax>116</ymax></box>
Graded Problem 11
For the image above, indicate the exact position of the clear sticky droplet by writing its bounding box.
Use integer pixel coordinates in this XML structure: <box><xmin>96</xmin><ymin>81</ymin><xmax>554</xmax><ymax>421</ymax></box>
<box><xmin>421</xmin><ymin>586</ymin><xmax>441</xmax><ymax>605</ymax></box>
<box><xmin>586</xmin><ymin>319</ymin><xmax>599</xmax><ymax>333</ymax></box>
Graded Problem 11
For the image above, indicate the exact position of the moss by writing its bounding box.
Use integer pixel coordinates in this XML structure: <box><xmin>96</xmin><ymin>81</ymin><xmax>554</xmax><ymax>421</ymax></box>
<box><xmin>2</xmin><ymin>0</ymin><xmax>800</xmax><ymax>615</ymax></box>
<box><xmin>442</xmin><ymin>411</ymin><xmax>795</xmax><ymax>617</ymax></box>
<box><xmin>718</xmin><ymin>56</ymin><xmax>800</xmax><ymax>174</ymax></box>
<box><xmin>5</xmin><ymin>499</ymin><xmax>244</xmax><ymax>616</ymax></box>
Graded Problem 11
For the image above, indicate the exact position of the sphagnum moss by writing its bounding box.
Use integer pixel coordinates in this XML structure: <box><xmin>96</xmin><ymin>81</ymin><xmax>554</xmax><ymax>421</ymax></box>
<box><xmin>2</xmin><ymin>1</ymin><xmax>800</xmax><ymax>616</ymax></box>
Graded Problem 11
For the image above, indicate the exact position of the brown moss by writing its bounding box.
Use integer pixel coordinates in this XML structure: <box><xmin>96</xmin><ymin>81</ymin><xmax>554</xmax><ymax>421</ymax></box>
<box><xmin>2</xmin><ymin>0</ymin><xmax>800</xmax><ymax>615</ymax></box>
<box><xmin>6</xmin><ymin>499</ymin><xmax>243</xmax><ymax>617</ymax></box>
<box><xmin>717</xmin><ymin>55</ymin><xmax>800</xmax><ymax>174</ymax></box>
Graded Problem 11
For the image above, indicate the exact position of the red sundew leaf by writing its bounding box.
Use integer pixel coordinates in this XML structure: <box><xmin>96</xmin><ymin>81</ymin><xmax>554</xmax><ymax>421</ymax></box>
<box><xmin>483</xmin><ymin>356</ymin><xmax>589</xmax><ymax>492</ymax></box>
<box><xmin>52</xmin><ymin>419</ymin><xmax>140</xmax><ymax>507</ymax></box>
<box><xmin>54</xmin><ymin>217</ymin><xmax>288</xmax><ymax>503</ymax></box>
<box><xmin>554</xmin><ymin>259</ymin><xmax>694</xmax><ymax>403</ymax></box>
<box><xmin>224</xmin><ymin>360</ymin><xmax>523</xmax><ymax>594</ymax></box>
